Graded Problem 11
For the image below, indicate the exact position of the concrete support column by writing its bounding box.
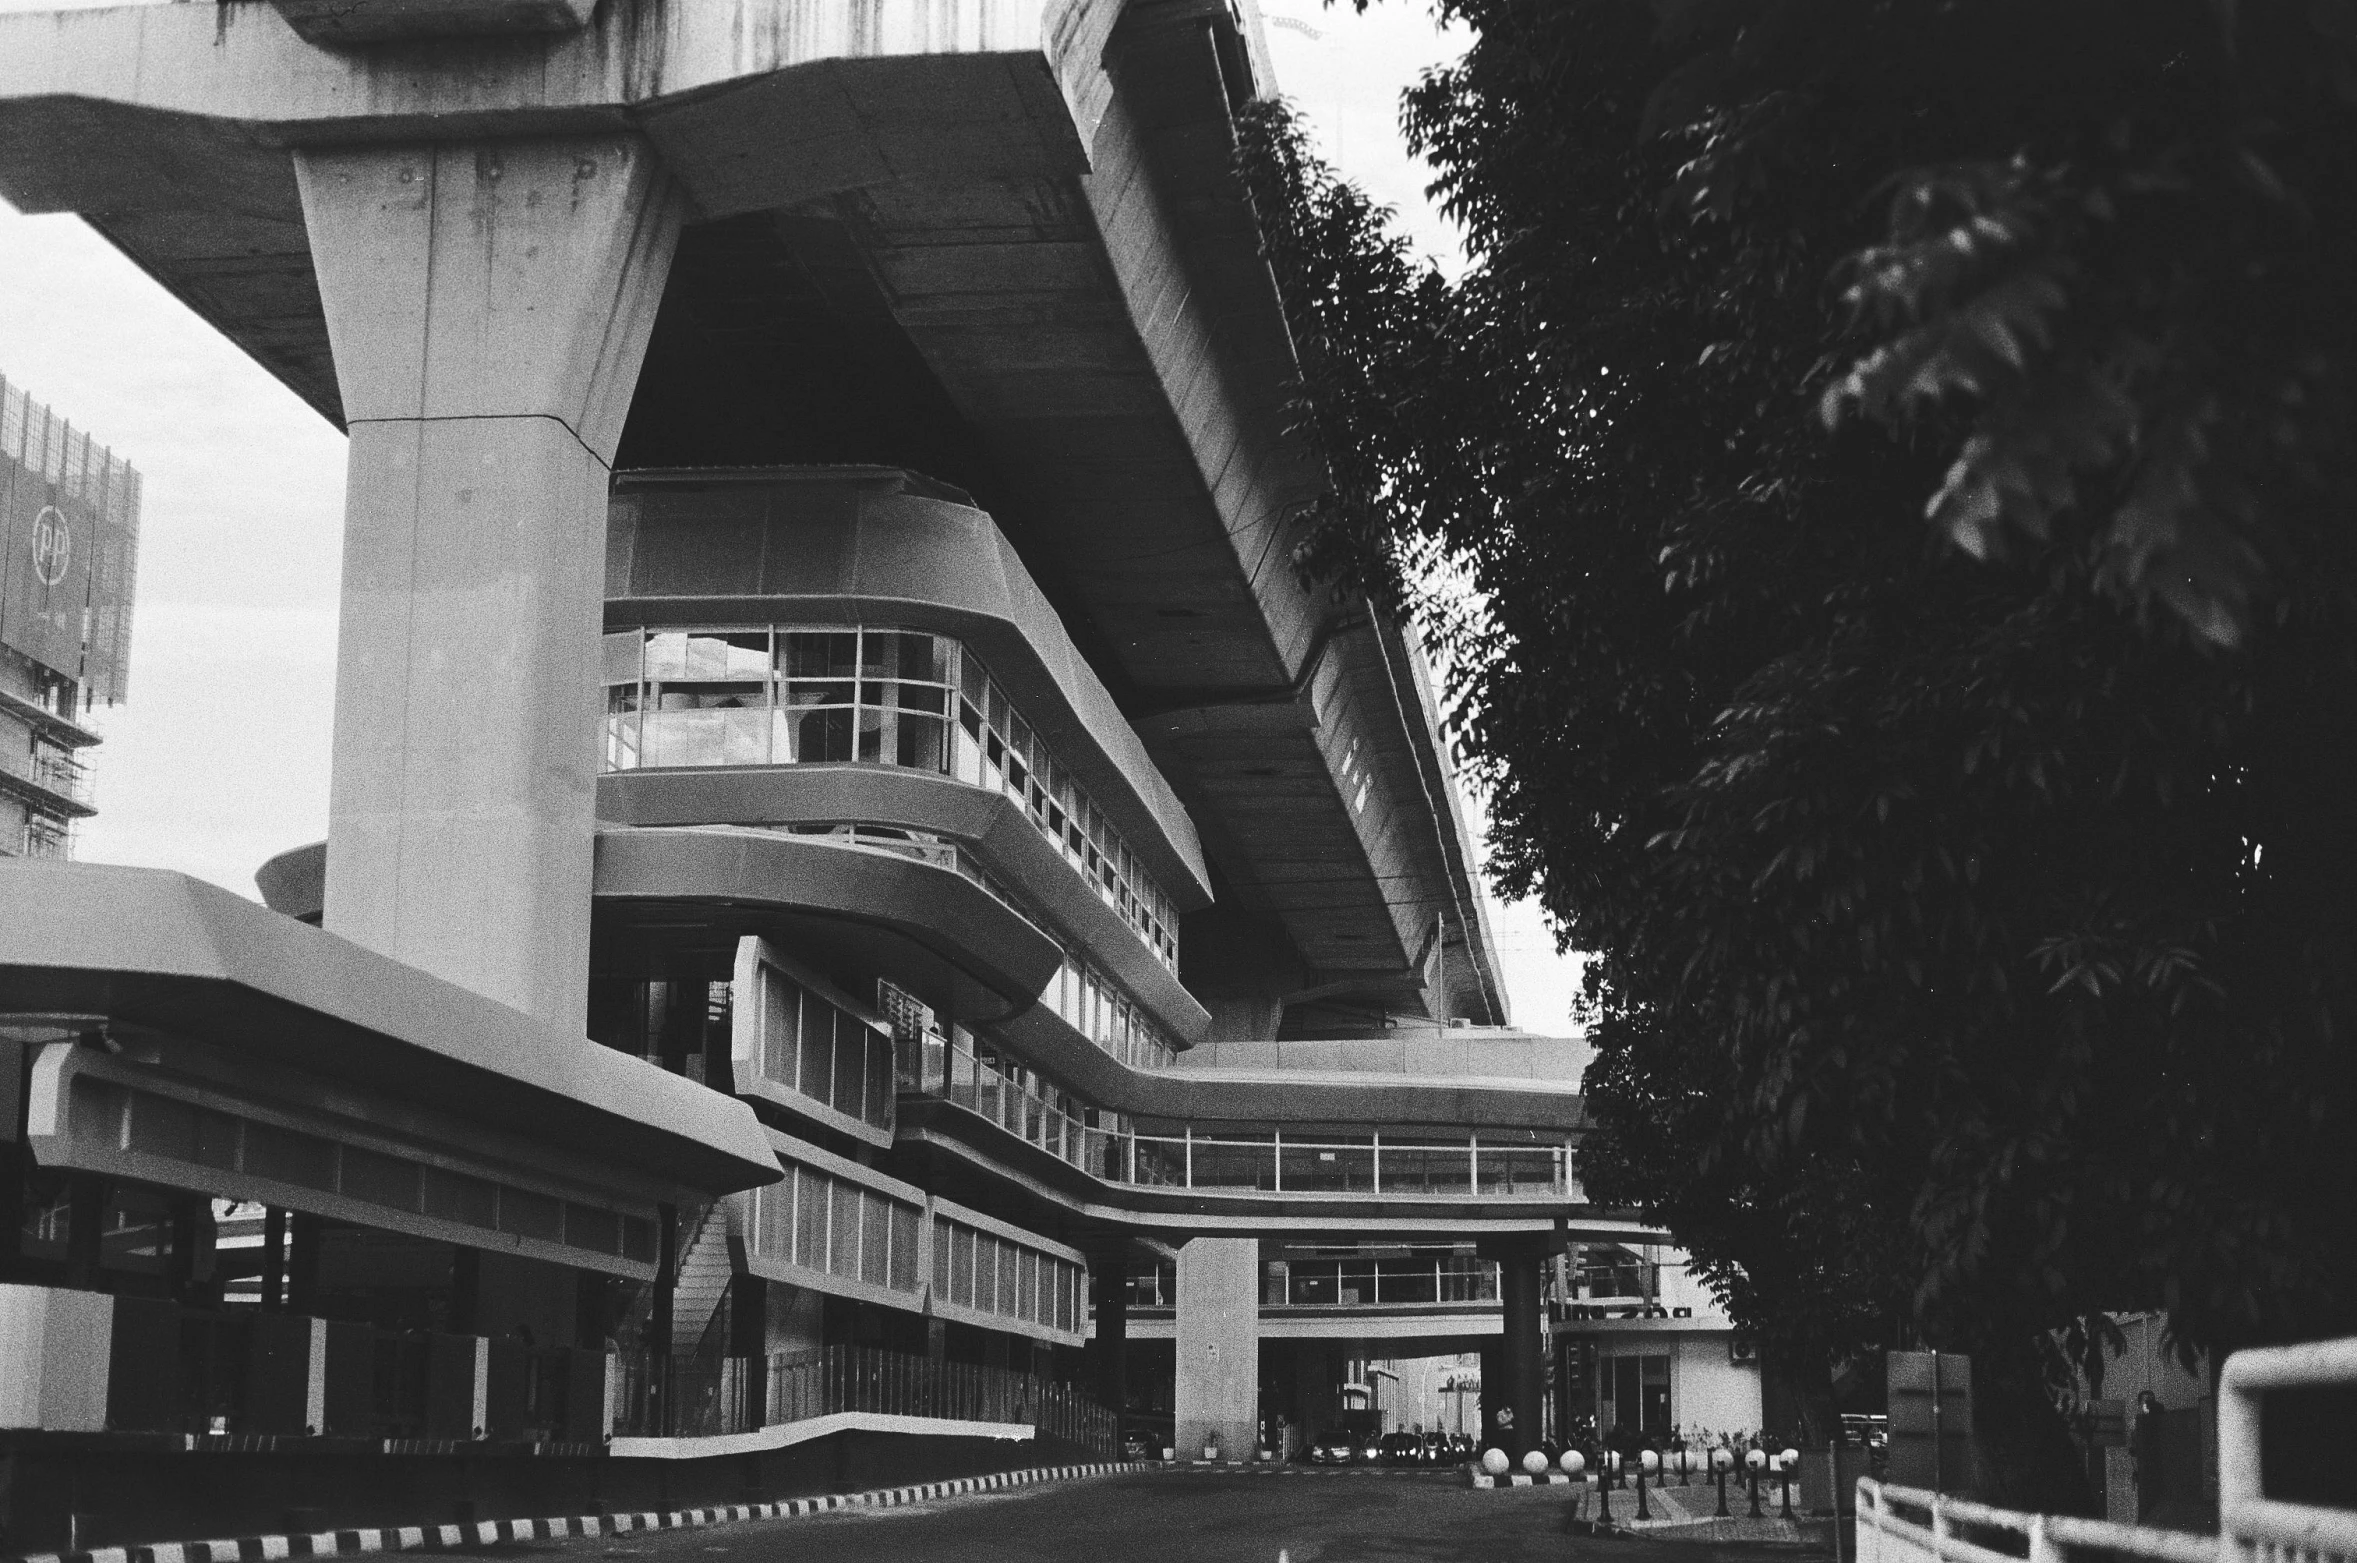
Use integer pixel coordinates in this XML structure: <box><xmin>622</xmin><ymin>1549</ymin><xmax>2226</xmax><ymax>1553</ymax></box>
<box><xmin>1174</xmin><ymin>1236</ymin><xmax>1258</xmax><ymax>1460</ymax></box>
<box><xmin>1089</xmin><ymin>1259</ymin><xmax>1127</xmax><ymax>1414</ymax></box>
<box><xmin>1485</xmin><ymin>1242</ymin><xmax>1546</xmax><ymax>1458</ymax></box>
<box><xmin>295</xmin><ymin>135</ymin><xmax>685</xmax><ymax>1034</ymax></box>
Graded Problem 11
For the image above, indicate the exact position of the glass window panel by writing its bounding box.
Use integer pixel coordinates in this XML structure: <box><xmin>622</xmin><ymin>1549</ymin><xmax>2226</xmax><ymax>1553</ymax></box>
<box><xmin>866</xmin><ymin>1030</ymin><xmax>895</xmax><ymax>1129</ymax></box>
<box><xmin>829</xmin><ymin>1180</ymin><xmax>861</xmax><ymax>1277</ymax></box>
<box><xmin>788</xmin><ymin>702</ymin><xmax>854</xmax><ymax>762</ymax></box>
<box><xmin>795</xmin><ymin>1166</ymin><xmax>828</xmax><ymax>1269</ymax></box>
<box><xmin>860</xmin><ymin>1194</ymin><xmax>889</xmax><ymax>1286</ymax></box>
<box><xmin>891</xmin><ymin>712</ymin><xmax>944</xmax><ymax>771</ymax></box>
<box><xmin>891</xmin><ymin>680</ymin><xmax>946</xmax><ymax>715</ymax></box>
<box><xmin>952</xmin><ymin>1225</ymin><xmax>975</xmax><ymax>1307</ymax></box>
<box><xmin>890</xmin><ymin>1204</ymin><xmax>921</xmax><ymax>1293</ymax></box>
<box><xmin>603</xmin><ymin>632</ymin><xmax>643</xmax><ymax>687</ymax></box>
<box><xmin>763</xmin><ymin>975</ymin><xmax>801</xmax><ymax>1089</ymax></box>
<box><xmin>933</xmin><ymin>1217</ymin><xmax>951</xmax><ymax>1296</ymax></box>
<box><xmin>798</xmin><ymin>1000</ymin><xmax>835</xmax><ymax>1104</ymax></box>
<box><xmin>641</xmin><ymin>701</ymin><xmax>769</xmax><ymax>767</ymax></box>
<box><xmin>832</xmin><ymin>1013</ymin><xmax>865</xmax><ymax>1121</ymax></box>
<box><xmin>643</xmin><ymin>631</ymin><xmax>694</xmax><ymax>682</ymax></box>
<box><xmin>960</xmin><ymin>649</ymin><xmax>988</xmax><ymax>705</ymax></box>
<box><xmin>783</xmin><ymin>630</ymin><xmax>858</xmax><ymax>680</ymax></box>
<box><xmin>856</xmin><ymin>705</ymin><xmax>893</xmax><ymax>765</ymax></box>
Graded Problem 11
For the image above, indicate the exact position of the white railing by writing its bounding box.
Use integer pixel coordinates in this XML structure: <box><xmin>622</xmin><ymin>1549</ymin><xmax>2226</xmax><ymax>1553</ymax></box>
<box><xmin>2218</xmin><ymin>1337</ymin><xmax>2357</xmax><ymax>1563</ymax></box>
<box><xmin>1857</xmin><ymin>1481</ymin><xmax>2214</xmax><ymax>1563</ymax></box>
<box><xmin>1857</xmin><ymin>1335</ymin><xmax>2357</xmax><ymax>1563</ymax></box>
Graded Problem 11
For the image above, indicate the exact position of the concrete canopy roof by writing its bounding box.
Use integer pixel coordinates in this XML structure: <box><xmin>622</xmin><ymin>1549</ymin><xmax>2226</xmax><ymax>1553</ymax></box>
<box><xmin>0</xmin><ymin>0</ymin><xmax>1508</xmax><ymax>1026</ymax></box>
<box><xmin>0</xmin><ymin>860</ymin><xmax>779</xmax><ymax>1200</ymax></box>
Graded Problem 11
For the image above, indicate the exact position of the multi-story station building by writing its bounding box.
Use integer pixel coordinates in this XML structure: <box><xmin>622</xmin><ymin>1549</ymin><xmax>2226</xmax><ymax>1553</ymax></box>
<box><xmin>0</xmin><ymin>373</ymin><xmax>137</xmax><ymax>864</ymax></box>
<box><xmin>0</xmin><ymin>2</ymin><xmax>1756</xmax><ymax>1550</ymax></box>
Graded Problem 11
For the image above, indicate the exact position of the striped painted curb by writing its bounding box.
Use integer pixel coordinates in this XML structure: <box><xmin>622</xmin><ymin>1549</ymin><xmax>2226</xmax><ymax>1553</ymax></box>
<box><xmin>1189</xmin><ymin>1466</ymin><xmax>1456</xmax><ymax>1477</ymax></box>
<box><xmin>8</xmin><ymin>1461</ymin><xmax>1148</xmax><ymax>1563</ymax></box>
<box><xmin>1468</xmin><ymin>1471</ymin><xmax>1579</xmax><ymax>1489</ymax></box>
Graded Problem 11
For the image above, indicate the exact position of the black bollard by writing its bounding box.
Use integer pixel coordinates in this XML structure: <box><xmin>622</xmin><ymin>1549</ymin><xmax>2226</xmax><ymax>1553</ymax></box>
<box><xmin>1596</xmin><ymin>1467</ymin><xmax>1612</xmax><ymax>1526</ymax></box>
<box><xmin>1748</xmin><ymin>1464</ymin><xmax>1764</xmax><ymax>1518</ymax></box>
<box><xmin>1780</xmin><ymin>1459</ymin><xmax>1796</xmax><ymax>1520</ymax></box>
<box><xmin>1636</xmin><ymin>1461</ymin><xmax>1652</xmax><ymax>1521</ymax></box>
<box><xmin>1714</xmin><ymin>1463</ymin><xmax>1731</xmax><ymax>1518</ymax></box>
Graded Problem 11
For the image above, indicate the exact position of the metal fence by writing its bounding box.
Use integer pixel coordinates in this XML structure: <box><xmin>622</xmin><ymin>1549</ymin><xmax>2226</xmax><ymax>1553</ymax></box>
<box><xmin>616</xmin><ymin>1344</ymin><xmax>1116</xmax><ymax>1457</ymax></box>
<box><xmin>1857</xmin><ymin>1335</ymin><xmax>2357</xmax><ymax>1563</ymax></box>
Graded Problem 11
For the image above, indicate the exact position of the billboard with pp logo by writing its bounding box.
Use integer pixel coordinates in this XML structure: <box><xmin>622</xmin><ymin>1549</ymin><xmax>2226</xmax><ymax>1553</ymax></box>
<box><xmin>0</xmin><ymin>380</ymin><xmax>138</xmax><ymax>706</ymax></box>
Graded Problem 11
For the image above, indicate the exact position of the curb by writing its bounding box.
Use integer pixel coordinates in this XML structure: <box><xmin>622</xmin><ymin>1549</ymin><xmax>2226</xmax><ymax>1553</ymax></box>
<box><xmin>1468</xmin><ymin>1472</ymin><xmax>1578</xmax><ymax>1489</ymax></box>
<box><xmin>7</xmin><ymin>1461</ymin><xmax>1147</xmax><ymax>1563</ymax></box>
<box><xmin>1183</xmin><ymin>1466</ymin><xmax>1448</xmax><ymax>1477</ymax></box>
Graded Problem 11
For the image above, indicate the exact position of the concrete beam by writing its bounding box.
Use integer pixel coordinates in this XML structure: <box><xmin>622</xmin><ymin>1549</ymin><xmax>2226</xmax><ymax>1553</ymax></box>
<box><xmin>300</xmin><ymin>134</ymin><xmax>683</xmax><ymax>1036</ymax></box>
<box><xmin>271</xmin><ymin>0</ymin><xmax>600</xmax><ymax>47</ymax></box>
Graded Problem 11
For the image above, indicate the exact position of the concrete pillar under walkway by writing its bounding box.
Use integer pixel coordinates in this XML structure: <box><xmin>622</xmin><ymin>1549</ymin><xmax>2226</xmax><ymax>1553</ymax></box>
<box><xmin>1090</xmin><ymin>1259</ymin><xmax>1128</xmax><ymax>1418</ymax></box>
<box><xmin>298</xmin><ymin>134</ymin><xmax>684</xmax><ymax>1035</ymax></box>
<box><xmin>1482</xmin><ymin>1240</ymin><xmax>1547</xmax><ymax>1459</ymax></box>
<box><xmin>1174</xmin><ymin>1236</ymin><xmax>1258</xmax><ymax>1461</ymax></box>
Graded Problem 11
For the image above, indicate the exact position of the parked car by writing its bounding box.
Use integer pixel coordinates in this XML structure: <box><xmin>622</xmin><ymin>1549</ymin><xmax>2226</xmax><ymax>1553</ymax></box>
<box><xmin>1120</xmin><ymin>1424</ymin><xmax>1162</xmax><ymax>1461</ymax></box>
<box><xmin>1377</xmin><ymin>1431</ymin><xmax>1428</xmax><ymax>1465</ymax></box>
<box><xmin>1421</xmin><ymin>1431</ymin><xmax>1458</xmax><ymax>1464</ymax></box>
<box><xmin>1308</xmin><ymin>1427</ymin><xmax>1367</xmax><ymax>1464</ymax></box>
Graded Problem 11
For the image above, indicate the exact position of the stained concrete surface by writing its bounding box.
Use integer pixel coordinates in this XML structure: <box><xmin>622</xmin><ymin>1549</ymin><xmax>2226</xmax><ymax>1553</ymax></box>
<box><xmin>442</xmin><ymin>1469</ymin><xmax>1838</xmax><ymax>1563</ymax></box>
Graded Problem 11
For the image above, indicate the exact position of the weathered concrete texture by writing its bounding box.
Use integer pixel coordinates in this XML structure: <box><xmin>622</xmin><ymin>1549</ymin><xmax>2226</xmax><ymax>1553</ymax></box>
<box><xmin>1174</xmin><ymin>1236</ymin><xmax>1260</xmax><ymax>1461</ymax></box>
<box><xmin>299</xmin><ymin>135</ymin><xmax>682</xmax><ymax>1037</ymax></box>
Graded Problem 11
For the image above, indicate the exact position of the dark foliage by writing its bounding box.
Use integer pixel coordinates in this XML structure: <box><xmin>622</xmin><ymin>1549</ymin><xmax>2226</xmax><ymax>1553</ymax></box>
<box><xmin>1237</xmin><ymin>0</ymin><xmax>2357</xmax><ymax>1490</ymax></box>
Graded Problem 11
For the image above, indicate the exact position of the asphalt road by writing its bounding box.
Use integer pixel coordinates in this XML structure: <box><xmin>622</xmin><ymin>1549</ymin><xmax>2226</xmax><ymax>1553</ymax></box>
<box><xmin>446</xmin><ymin>1470</ymin><xmax>1830</xmax><ymax>1563</ymax></box>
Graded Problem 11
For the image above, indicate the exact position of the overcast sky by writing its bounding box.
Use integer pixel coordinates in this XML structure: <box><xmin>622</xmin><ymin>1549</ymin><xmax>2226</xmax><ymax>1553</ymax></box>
<box><xmin>0</xmin><ymin>0</ymin><xmax>1582</xmax><ymax>1033</ymax></box>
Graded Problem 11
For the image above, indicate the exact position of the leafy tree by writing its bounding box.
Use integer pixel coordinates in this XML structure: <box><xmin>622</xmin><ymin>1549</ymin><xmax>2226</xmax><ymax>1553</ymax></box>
<box><xmin>1239</xmin><ymin>0</ymin><xmax>2357</xmax><ymax>1503</ymax></box>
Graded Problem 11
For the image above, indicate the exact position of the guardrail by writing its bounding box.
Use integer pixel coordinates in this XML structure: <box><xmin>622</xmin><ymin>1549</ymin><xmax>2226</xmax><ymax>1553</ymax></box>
<box><xmin>1857</xmin><ymin>1334</ymin><xmax>2357</xmax><ymax>1563</ymax></box>
<box><xmin>1857</xmin><ymin>1481</ymin><xmax>2214</xmax><ymax>1563</ymax></box>
<box><xmin>2219</xmin><ymin>1337</ymin><xmax>2357</xmax><ymax>1563</ymax></box>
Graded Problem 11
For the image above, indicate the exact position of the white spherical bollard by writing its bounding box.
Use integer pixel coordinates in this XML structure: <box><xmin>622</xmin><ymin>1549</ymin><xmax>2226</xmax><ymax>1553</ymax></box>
<box><xmin>1712</xmin><ymin>1447</ymin><xmax>1735</xmax><ymax>1472</ymax></box>
<box><xmin>1560</xmin><ymin>1449</ymin><xmax>1586</xmax><ymax>1476</ymax></box>
<box><xmin>1481</xmin><ymin>1448</ymin><xmax>1510</xmax><ymax>1476</ymax></box>
<box><xmin>1522</xmin><ymin>1449</ymin><xmax>1550</xmax><ymax>1475</ymax></box>
<box><xmin>1781</xmin><ymin>1447</ymin><xmax>1801</xmax><ymax>1471</ymax></box>
<box><xmin>1745</xmin><ymin>1447</ymin><xmax>1768</xmax><ymax>1472</ymax></box>
<box><xmin>1640</xmin><ymin>1448</ymin><xmax>1660</xmax><ymax>1474</ymax></box>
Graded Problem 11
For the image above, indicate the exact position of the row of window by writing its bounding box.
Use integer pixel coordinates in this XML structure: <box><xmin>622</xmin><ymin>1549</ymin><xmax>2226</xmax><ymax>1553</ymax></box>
<box><xmin>599</xmin><ymin>626</ymin><xmax>1179</xmax><ymax>970</ymax></box>
<box><xmin>739</xmin><ymin>953</ymin><xmax>896</xmax><ymax>1134</ymax></box>
<box><xmin>930</xmin><ymin>1213</ymin><xmax>1084</xmax><ymax>1335</ymax></box>
<box><xmin>745</xmin><ymin>1148</ymin><xmax>1081</xmax><ymax>1337</ymax></box>
<box><xmin>748</xmin><ymin>1158</ymin><xmax>925</xmax><ymax>1297</ymax></box>
<box><xmin>75</xmin><ymin>1076</ymin><xmax>657</xmax><ymax>1264</ymax></box>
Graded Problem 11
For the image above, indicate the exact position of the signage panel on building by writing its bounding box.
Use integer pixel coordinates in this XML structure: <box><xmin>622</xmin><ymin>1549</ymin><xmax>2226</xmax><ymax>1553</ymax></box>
<box><xmin>0</xmin><ymin>374</ymin><xmax>139</xmax><ymax>706</ymax></box>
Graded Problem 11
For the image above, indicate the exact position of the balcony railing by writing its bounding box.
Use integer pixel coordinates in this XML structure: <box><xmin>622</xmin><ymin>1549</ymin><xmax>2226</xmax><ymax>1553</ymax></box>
<box><xmin>613</xmin><ymin>1344</ymin><xmax>1117</xmax><ymax>1456</ymax></box>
